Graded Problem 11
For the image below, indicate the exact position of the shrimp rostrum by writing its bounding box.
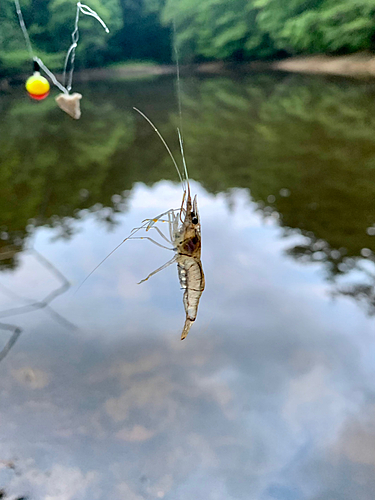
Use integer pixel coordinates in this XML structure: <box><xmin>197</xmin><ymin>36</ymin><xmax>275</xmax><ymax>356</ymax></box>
<box><xmin>79</xmin><ymin>108</ymin><xmax>205</xmax><ymax>340</ymax></box>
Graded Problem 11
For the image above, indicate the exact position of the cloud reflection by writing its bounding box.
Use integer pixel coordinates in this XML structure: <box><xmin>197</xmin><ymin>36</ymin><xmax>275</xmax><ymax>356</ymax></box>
<box><xmin>0</xmin><ymin>182</ymin><xmax>374</xmax><ymax>499</ymax></box>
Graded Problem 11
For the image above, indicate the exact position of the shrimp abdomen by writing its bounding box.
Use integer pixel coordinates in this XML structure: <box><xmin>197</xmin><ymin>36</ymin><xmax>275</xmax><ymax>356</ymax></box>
<box><xmin>178</xmin><ymin>256</ymin><xmax>205</xmax><ymax>340</ymax></box>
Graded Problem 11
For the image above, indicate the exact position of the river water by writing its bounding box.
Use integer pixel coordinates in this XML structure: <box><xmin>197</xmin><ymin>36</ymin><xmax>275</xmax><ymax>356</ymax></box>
<box><xmin>1</xmin><ymin>71</ymin><xmax>375</xmax><ymax>499</ymax></box>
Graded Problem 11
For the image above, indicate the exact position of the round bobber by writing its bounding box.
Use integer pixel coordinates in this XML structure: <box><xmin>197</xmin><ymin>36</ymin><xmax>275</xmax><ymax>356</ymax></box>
<box><xmin>25</xmin><ymin>61</ymin><xmax>50</xmax><ymax>100</ymax></box>
<box><xmin>26</xmin><ymin>72</ymin><xmax>50</xmax><ymax>100</ymax></box>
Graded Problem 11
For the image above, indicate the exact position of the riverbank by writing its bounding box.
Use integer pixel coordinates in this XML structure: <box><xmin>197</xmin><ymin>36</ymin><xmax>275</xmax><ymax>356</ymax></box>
<box><xmin>74</xmin><ymin>62</ymin><xmax>175</xmax><ymax>82</ymax></box>
<box><xmin>44</xmin><ymin>53</ymin><xmax>375</xmax><ymax>81</ymax></box>
<box><xmin>272</xmin><ymin>53</ymin><xmax>375</xmax><ymax>78</ymax></box>
<box><xmin>60</xmin><ymin>53</ymin><xmax>375</xmax><ymax>81</ymax></box>
<box><xmin>2</xmin><ymin>53</ymin><xmax>375</xmax><ymax>91</ymax></box>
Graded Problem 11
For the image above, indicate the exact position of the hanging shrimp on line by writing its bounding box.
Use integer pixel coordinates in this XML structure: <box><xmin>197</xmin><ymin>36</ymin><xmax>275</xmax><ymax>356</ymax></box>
<box><xmin>77</xmin><ymin>108</ymin><xmax>205</xmax><ymax>340</ymax></box>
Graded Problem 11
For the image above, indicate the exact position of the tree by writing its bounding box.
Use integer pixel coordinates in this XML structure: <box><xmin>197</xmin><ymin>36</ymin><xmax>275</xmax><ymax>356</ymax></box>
<box><xmin>109</xmin><ymin>0</ymin><xmax>171</xmax><ymax>63</ymax></box>
<box><xmin>255</xmin><ymin>0</ymin><xmax>375</xmax><ymax>54</ymax></box>
<box><xmin>0</xmin><ymin>0</ymin><xmax>122</xmax><ymax>76</ymax></box>
<box><xmin>162</xmin><ymin>0</ymin><xmax>274</xmax><ymax>61</ymax></box>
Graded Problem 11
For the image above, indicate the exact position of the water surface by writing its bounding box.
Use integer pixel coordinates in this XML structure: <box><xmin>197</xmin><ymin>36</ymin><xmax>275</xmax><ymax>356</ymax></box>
<box><xmin>1</xmin><ymin>71</ymin><xmax>375</xmax><ymax>499</ymax></box>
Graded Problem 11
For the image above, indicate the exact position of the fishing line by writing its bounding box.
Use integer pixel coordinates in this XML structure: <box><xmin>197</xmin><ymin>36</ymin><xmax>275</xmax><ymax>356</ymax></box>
<box><xmin>173</xmin><ymin>21</ymin><xmax>189</xmax><ymax>186</ymax></box>
<box><xmin>173</xmin><ymin>20</ymin><xmax>183</xmax><ymax>138</ymax></box>
<box><xmin>34</xmin><ymin>57</ymin><xmax>68</xmax><ymax>94</ymax></box>
<box><xmin>14</xmin><ymin>0</ymin><xmax>33</xmax><ymax>60</ymax></box>
<box><xmin>63</xmin><ymin>1</ymin><xmax>109</xmax><ymax>92</ymax></box>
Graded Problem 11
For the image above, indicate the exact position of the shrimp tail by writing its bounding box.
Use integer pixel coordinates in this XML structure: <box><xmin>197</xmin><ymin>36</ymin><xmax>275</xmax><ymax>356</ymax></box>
<box><xmin>181</xmin><ymin>318</ymin><xmax>194</xmax><ymax>340</ymax></box>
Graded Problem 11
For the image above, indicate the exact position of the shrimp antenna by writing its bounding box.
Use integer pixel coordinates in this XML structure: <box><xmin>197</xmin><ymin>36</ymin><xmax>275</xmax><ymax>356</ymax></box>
<box><xmin>177</xmin><ymin>127</ymin><xmax>189</xmax><ymax>187</ymax></box>
<box><xmin>74</xmin><ymin>226</ymin><xmax>144</xmax><ymax>293</ymax></box>
<box><xmin>133</xmin><ymin>107</ymin><xmax>186</xmax><ymax>190</ymax></box>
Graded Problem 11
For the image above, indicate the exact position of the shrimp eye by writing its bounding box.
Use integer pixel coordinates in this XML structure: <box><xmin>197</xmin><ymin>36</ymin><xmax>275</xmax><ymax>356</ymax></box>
<box><xmin>191</xmin><ymin>213</ymin><xmax>198</xmax><ymax>224</ymax></box>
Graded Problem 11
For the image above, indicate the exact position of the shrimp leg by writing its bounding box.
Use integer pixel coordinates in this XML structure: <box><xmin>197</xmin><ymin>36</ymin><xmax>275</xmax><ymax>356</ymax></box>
<box><xmin>128</xmin><ymin>225</ymin><xmax>174</xmax><ymax>246</ymax></box>
<box><xmin>127</xmin><ymin>236</ymin><xmax>174</xmax><ymax>251</ymax></box>
<box><xmin>147</xmin><ymin>225</ymin><xmax>174</xmax><ymax>246</ymax></box>
<box><xmin>138</xmin><ymin>255</ymin><xmax>177</xmax><ymax>284</ymax></box>
<box><xmin>143</xmin><ymin>208</ymin><xmax>183</xmax><ymax>230</ymax></box>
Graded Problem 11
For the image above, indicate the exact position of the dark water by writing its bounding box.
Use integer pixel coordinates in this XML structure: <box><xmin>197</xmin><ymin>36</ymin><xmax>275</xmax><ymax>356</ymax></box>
<box><xmin>1</xmin><ymin>71</ymin><xmax>375</xmax><ymax>499</ymax></box>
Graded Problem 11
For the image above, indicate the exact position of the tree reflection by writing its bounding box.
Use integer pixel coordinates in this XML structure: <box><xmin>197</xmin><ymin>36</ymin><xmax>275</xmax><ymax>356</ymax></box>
<box><xmin>0</xmin><ymin>459</ymin><xmax>28</xmax><ymax>500</ymax></box>
<box><xmin>0</xmin><ymin>86</ymin><xmax>135</xmax><ymax>269</ymax></box>
<box><xmin>176</xmin><ymin>74</ymin><xmax>375</xmax><ymax>314</ymax></box>
<box><xmin>2</xmin><ymin>74</ymin><xmax>375</xmax><ymax>313</ymax></box>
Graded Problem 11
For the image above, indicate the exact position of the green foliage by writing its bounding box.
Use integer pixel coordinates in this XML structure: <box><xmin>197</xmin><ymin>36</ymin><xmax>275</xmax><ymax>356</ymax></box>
<box><xmin>46</xmin><ymin>0</ymin><xmax>113</xmax><ymax>66</ymax></box>
<box><xmin>161</xmin><ymin>0</ymin><xmax>273</xmax><ymax>61</ymax></box>
<box><xmin>0</xmin><ymin>0</ymin><xmax>30</xmax><ymax>74</ymax></box>
<box><xmin>2</xmin><ymin>0</ymin><xmax>375</xmax><ymax>72</ymax></box>
<box><xmin>255</xmin><ymin>0</ymin><xmax>375</xmax><ymax>54</ymax></box>
<box><xmin>160</xmin><ymin>0</ymin><xmax>375</xmax><ymax>60</ymax></box>
<box><xmin>109</xmin><ymin>0</ymin><xmax>171</xmax><ymax>62</ymax></box>
<box><xmin>0</xmin><ymin>0</ymin><xmax>122</xmax><ymax>76</ymax></box>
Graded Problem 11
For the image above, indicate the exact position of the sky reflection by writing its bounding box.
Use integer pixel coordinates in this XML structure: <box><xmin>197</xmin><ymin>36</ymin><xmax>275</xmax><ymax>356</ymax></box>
<box><xmin>0</xmin><ymin>182</ymin><xmax>375</xmax><ymax>499</ymax></box>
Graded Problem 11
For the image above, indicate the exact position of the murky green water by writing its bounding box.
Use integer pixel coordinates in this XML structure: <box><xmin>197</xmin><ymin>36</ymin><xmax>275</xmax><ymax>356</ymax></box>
<box><xmin>1</xmin><ymin>71</ymin><xmax>375</xmax><ymax>499</ymax></box>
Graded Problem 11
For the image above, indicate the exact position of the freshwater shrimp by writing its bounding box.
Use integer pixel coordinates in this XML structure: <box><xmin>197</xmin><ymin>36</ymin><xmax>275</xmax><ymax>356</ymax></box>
<box><xmin>79</xmin><ymin>108</ymin><xmax>205</xmax><ymax>340</ymax></box>
<box><xmin>175</xmin><ymin>195</ymin><xmax>205</xmax><ymax>340</ymax></box>
<box><xmin>132</xmin><ymin>108</ymin><xmax>205</xmax><ymax>340</ymax></box>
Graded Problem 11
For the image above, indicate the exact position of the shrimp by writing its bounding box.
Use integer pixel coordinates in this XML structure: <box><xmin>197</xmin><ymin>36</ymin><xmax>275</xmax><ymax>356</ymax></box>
<box><xmin>175</xmin><ymin>194</ymin><xmax>205</xmax><ymax>340</ymax></box>
<box><xmin>78</xmin><ymin>108</ymin><xmax>205</xmax><ymax>340</ymax></box>
<box><xmin>133</xmin><ymin>108</ymin><xmax>205</xmax><ymax>340</ymax></box>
